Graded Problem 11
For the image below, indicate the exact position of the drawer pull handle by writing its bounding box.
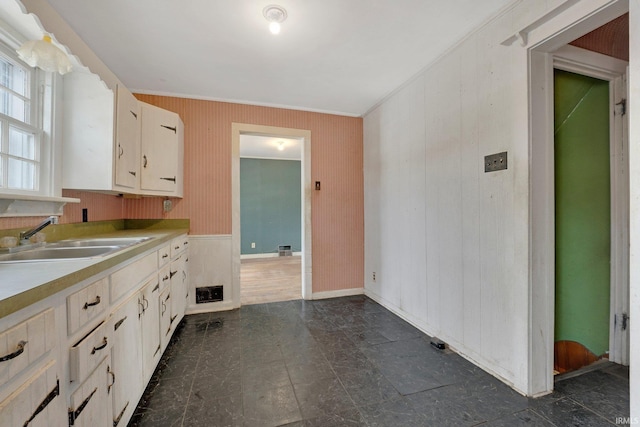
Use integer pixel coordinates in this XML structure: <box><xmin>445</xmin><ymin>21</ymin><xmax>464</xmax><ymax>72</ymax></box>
<box><xmin>0</xmin><ymin>340</ymin><xmax>27</xmax><ymax>362</ymax></box>
<box><xmin>23</xmin><ymin>379</ymin><xmax>59</xmax><ymax>427</ymax></box>
<box><xmin>174</xmin><ymin>245</ymin><xmax>180</xmax><ymax>250</ymax></box>
<box><xmin>91</xmin><ymin>337</ymin><xmax>108</xmax><ymax>355</ymax></box>
<box><xmin>161</xmin><ymin>300</ymin><xmax>167</xmax><ymax>315</ymax></box>
<box><xmin>83</xmin><ymin>296</ymin><xmax>101</xmax><ymax>310</ymax></box>
<box><xmin>161</xmin><ymin>176</ymin><xmax>177</xmax><ymax>183</ymax></box>
<box><xmin>170</xmin><ymin>270</ymin><xmax>177</xmax><ymax>278</ymax></box>
<box><xmin>165</xmin><ymin>293</ymin><xmax>171</xmax><ymax>302</ymax></box>
<box><xmin>162</xmin><ymin>275</ymin><xmax>169</xmax><ymax>281</ymax></box>
<box><xmin>152</xmin><ymin>283</ymin><xmax>160</xmax><ymax>293</ymax></box>
<box><xmin>68</xmin><ymin>387</ymin><xmax>97</xmax><ymax>426</ymax></box>
<box><xmin>154</xmin><ymin>344</ymin><xmax>161</xmax><ymax>356</ymax></box>
<box><xmin>138</xmin><ymin>298</ymin><xmax>145</xmax><ymax>317</ymax></box>
<box><xmin>107</xmin><ymin>364</ymin><xmax>116</xmax><ymax>393</ymax></box>
<box><xmin>170</xmin><ymin>314</ymin><xmax>177</xmax><ymax>324</ymax></box>
<box><xmin>184</xmin><ymin>241</ymin><xmax>189</xmax><ymax>245</ymax></box>
<box><xmin>130</xmin><ymin>110</ymin><xmax>137</xmax><ymax>119</ymax></box>
<box><xmin>114</xmin><ymin>316</ymin><xmax>127</xmax><ymax>331</ymax></box>
<box><xmin>161</xmin><ymin>124</ymin><xmax>177</xmax><ymax>133</ymax></box>
<box><xmin>162</xmin><ymin>254</ymin><xmax>169</xmax><ymax>259</ymax></box>
<box><xmin>113</xmin><ymin>401</ymin><xmax>129</xmax><ymax>427</ymax></box>
<box><xmin>142</xmin><ymin>296</ymin><xmax>149</xmax><ymax>310</ymax></box>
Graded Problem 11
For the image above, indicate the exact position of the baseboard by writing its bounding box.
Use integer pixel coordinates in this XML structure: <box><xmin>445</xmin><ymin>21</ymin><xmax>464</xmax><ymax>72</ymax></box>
<box><xmin>241</xmin><ymin>252</ymin><xmax>302</xmax><ymax>259</ymax></box>
<box><xmin>312</xmin><ymin>287</ymin><xmax>364</xmax><ymax>300</ymax></box>
<box><xmin>186</xmin><ymin>300</ymin><xmax>237</xmax><ymax>314</ymax></box>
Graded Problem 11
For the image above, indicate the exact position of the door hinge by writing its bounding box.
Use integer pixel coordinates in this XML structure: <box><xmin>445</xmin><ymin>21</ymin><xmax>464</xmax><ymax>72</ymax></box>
<box><xmin>615</xmin><ymin>99</ymin><xmax>626</xmax><ymax>116</ymax></box>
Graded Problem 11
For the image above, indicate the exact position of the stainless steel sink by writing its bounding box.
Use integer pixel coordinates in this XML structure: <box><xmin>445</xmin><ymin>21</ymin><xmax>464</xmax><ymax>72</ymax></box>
<box><xmin>0</xmin><ymin>246</ymin><xmax>122</xmax><ymax>263</ymax></box>
<box><xmin>0</xmin><ymin>236</ymin><xmax>154</xmax><ymax>263</ymax></box>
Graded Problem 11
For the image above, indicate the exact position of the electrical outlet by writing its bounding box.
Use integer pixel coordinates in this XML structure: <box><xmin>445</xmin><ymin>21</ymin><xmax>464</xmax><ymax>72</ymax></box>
<box><xmin>251</xmin><ymin>242</ymin><xmax>256</xmax><ymax>249</ymax></box>
<box><xmin>373</xmin><ymin>272</ymin><xmax>376</xmax><ymax>282</ymax></box>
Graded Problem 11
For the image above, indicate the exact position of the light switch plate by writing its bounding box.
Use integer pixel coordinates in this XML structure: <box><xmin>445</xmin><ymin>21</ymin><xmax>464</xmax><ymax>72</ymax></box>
<box><xmin>485</xmin><ymin>151</ymin><xmax>507</xmax><ymax>172</ymax></box>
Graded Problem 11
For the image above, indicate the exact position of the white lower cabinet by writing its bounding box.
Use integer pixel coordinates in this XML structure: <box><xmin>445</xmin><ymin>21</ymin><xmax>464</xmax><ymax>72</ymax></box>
<box><xmin>110</xmin><ymin>294</ymin><xmax>143</xmax><ymax>427</ymax></box>
<box><xmin>139</xmin><ymin>277</ymin><xmax>161</xmax><ymax>381</ymax></box>
<box><xmin>0</xmin><ymin>361</ymin><xmax>65</xmax><ymax>427</ymax></box>
<box><xmin>68</xmin><ymin>356</ymin><xmax>111</xmax><ymax>427</ymax></box>
<box><xmin>159</xmin><ymin>287</ymin><xmax>172</xmax><ymax>352</ymax></box>
<box><xmin>0</xmin><ymin>233</ymin><xmax>189</xmax><ymax>427</ymax></box>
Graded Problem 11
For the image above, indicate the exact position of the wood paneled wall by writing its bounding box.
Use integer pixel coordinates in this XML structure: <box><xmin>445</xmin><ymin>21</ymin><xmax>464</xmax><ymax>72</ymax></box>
<box><xmin>129</xmin><ymin>95</ymin><xmax>364</xmax><ymax>293</ymax></box>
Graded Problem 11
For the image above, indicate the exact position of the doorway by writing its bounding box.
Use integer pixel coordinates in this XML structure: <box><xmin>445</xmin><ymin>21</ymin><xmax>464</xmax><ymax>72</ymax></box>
<box><xmin>553</xmin><ymin>69</ymin><xmax>611</xmax><ymax>374</ymax></box>
<box><xmin>231</xmin><ymin>123</ymin><xmax>313</xmax><ymax>308</ymax></box>
<box><xmin>528</xmin><ymin>3</ymin><xmax>629</xmax><ymax>396</ymax></box>
<box><xmin>239</xmin><ymin>134</ymin><xmax>303</xmax><ymax>304</ymax></box>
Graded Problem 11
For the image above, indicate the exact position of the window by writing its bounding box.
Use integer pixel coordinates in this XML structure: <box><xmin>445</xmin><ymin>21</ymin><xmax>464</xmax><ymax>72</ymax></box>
<box><xmin>0</xmin><ymin>43</ymin><xmax>41</xmax><ymax>193</ymax></box>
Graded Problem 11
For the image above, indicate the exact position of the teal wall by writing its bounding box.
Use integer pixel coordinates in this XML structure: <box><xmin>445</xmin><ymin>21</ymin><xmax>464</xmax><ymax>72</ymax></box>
<box><xmin>554</xmin><ymin>69</ymin><xmax>610</xmax><ymax>356</ymax></box>
<box><xmin>240</xmin><ymin>158</ymin><xmax>301</xmax><ymax>255</ymax></box>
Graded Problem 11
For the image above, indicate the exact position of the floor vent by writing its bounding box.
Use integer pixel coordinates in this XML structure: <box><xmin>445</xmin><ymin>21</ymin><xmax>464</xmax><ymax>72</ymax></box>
<box><xmin>196</xmin><ymin>286</ymin><xmax>223</xmax><ymax>303</ymax></box>
<box><xmin>278</xmin><ymin>245</ymin><xmax>292</xmax><ymax>256</ymax></box>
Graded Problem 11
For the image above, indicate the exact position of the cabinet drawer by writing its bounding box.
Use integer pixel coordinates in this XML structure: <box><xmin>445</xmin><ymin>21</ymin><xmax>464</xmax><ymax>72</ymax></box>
<box><xmin>158</xmin><ymin>243</ymin><xmax>171</xmax><ymax>267</ymax></box>
<box><xmin>0</xmin><ymin>361</ymin><xmax>65</xmax><ymax>427</ymax></box>
<box><xmin>0</xmin><ymin>308</ymin><xmax>56</xmax><ymax>388</ymax></box>
<box><xmin>170</xmin><ymin>235</ymin><xmax>188</xmax><ymax>258</ymax></box>
<box><xmin>67</xmin><ymin>277</ymin><xmax>109</xmax><ymax>336</ymax></box>
<box><xmin>69</xmin><ymin>320</ymin><xmax>111</xmax><ymax>383</ymax></box>
<box><xmin>110</xmin><ymin>252</ymin><xmax>157</xmax><ymax>302</ymax></box>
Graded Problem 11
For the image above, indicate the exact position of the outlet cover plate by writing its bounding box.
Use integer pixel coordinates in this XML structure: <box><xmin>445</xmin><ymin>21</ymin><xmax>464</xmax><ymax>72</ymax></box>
<box><xmin>484</xmin><ymin>151</ymin><xmax>507</xmax><ymax>172</ymax></box>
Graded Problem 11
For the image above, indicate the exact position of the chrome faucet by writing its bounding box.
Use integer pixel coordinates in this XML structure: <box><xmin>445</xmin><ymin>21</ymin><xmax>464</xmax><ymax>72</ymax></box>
<box><xmin>20</xmin><ymin>216</ymin><xmax>58</xmax><ymax>243</ymax></box>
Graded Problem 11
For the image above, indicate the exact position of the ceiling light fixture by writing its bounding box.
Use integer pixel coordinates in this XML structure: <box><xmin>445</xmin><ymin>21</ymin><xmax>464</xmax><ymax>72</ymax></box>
<box><xmin>263</xmin><ymin>5</ymin><xmax>287</xmax><ymax>35</ymax></box>
<box><xmin>17</xmin><ymin>35</ymin><xmax>72</xmax><ymax>75</ymax></box>
<box><xmin>277</xmin><ymin>141</ymin><xmax>285</xmax><ymax>151</ymax></box>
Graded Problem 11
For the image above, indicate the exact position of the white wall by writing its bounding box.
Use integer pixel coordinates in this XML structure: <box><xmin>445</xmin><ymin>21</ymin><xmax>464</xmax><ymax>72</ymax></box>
<box><xmin>364</xmin><ymin>0</ymin><xmax>625</xmax><ymax>396</ymax></box>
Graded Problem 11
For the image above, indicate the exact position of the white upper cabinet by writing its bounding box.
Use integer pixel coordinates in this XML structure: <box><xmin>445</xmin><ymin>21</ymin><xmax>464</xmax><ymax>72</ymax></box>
<box><xmin>62</xmin><ymin>72</ymin><xmax>183</xmax><ymax>197</ymax></box>
<box><xmin>114</xmin><ymin>86</ymin><xmax>141</xmax><ymax>189</ymax></box>
<box><xmin>140</xmin><ymin>102</ymin><xmax>184</xmax><ymax>197</ymax></box>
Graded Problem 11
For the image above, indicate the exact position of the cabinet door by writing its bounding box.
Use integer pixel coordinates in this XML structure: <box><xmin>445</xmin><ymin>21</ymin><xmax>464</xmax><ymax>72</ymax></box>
<box><xmin>68</xmin><ymin>356</ymin><xmax>111</xmax><ymax>427</ymax></box>
<box><xmin>140</xmin><ymin>102</ymin><xmax>183</xmax><ymax>193</ymax></box>
<box><xmin>139</xmin><ymin>279</ymin><xmax>161</xmax><ymax>381</ymax></box>
<box><xmin>159</xmin><ymin>287</ymin><xmax>171</xmax><ymax>352</ymax></box>
<box><xmin>110</xmin><ymin>295</ymin><xmax>142</xmax><ymax>427</ymax></box>
<box><xmin>0</xmin><ymin>361</ymin><xmax>65</xmax><ymax>427</ymax></box>
<box><xmin>170</xmin><ymin>254</ymin><xmax>187</xmax><ymax>330</ymax></box>
<box><xmin>114</xmin><ymin>85</ymin><xmax>141</xmax><ymax>189</ymax></box>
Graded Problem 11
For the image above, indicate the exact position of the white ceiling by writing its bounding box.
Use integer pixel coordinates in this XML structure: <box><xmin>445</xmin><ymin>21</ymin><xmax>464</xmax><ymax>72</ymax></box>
<box><xmin>45</xmin><ymin>0</ymin><xmax>515</xmax><ymax>117</ymax></box>
<box><xmin>240</xmin><ymin>135</ymin><xmax>301</xmax><ymax>160</ymax></box>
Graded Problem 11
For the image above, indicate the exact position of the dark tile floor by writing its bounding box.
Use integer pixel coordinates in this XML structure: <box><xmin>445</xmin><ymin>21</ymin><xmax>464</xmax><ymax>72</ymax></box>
<box><xmin>128</xmin><ymin>295</ymin><xmax>630</xmax><ymax>427</ymax></box>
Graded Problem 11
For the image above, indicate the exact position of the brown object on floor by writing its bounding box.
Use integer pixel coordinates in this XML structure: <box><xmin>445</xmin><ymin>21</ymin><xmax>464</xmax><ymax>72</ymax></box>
<box><xmin>554</xmin><ymin>340</ymin><xmax>606</xmax><ymax>374</ymax></box>
<box><xmin>241</xmin><ymin>255</ymin><xmax>302</xmax><ymax>305</ymax></box>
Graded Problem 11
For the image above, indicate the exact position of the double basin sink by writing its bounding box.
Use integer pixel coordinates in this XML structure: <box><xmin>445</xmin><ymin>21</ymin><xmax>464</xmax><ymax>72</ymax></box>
<box><xmin>0</xmin><ymin>237</ymin><xmax>153</xmax><ymax>263</ymax></box>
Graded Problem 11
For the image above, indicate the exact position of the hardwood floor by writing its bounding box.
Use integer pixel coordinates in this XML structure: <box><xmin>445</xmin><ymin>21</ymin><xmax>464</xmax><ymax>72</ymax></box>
<box><xmin>240</xmin><ymin>255</ymin><xmax>301</xmax><ymax>305</ymax></box>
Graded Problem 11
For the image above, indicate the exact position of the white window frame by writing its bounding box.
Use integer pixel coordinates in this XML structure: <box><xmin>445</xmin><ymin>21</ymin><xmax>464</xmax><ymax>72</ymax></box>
<box><xmin>0</xmin><ymin>15</ymin><xmax>75</xmax><ymax>216</ymax></box>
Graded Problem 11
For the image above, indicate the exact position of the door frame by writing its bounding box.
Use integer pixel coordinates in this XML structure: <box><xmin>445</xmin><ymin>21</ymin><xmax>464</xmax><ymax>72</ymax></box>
<box><xmin>528</xmin><ymin>1</ymin><xmax>629</xmax><ymax>396</ymax></box>
<box><xmin>231</xmin><ymin>123</ymin><xmax>312</xmax><ymax>306</ymax></box>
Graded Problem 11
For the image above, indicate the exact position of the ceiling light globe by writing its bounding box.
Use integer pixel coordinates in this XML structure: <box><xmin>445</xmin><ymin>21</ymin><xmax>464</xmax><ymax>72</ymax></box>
<box><xmin>269</xmin><ymin>22</ymin><xmax>281</xmax><ymax>34</ymax></box>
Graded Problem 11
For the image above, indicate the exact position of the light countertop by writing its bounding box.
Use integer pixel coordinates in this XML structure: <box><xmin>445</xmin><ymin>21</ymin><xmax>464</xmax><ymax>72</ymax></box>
<box><xmin>0</xmin><ymin>228</ymin><xmax>188</xmax><ymax>319</ymax></box>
